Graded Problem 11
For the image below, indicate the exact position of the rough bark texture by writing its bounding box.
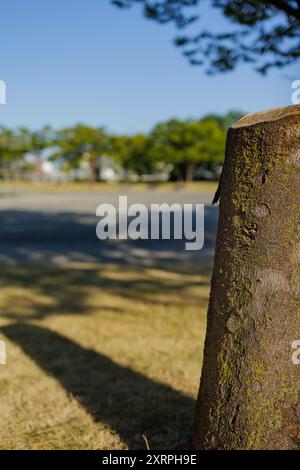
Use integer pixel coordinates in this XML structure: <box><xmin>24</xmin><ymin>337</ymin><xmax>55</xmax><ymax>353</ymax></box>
<box><xmin>193</xmin><ymin>105</ymin><xmax>300</xmax><ymax>450</ymax></box>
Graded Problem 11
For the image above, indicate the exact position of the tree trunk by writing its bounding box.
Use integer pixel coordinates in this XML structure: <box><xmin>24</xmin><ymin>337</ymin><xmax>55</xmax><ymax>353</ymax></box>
<box><xmin>89</xmin><ymin>158</ymin><xmax>97</xmax><ymax>183</ymax></box>
<box><xmin>193</xmin><ymin>105</ymin><xmax>300</xmax><ymax>450</ymax></box>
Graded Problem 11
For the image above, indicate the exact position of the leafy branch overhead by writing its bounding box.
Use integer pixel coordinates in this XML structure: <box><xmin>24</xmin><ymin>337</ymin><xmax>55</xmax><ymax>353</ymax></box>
<box><xmin>111</xmin><ymin>0</ymin><xmax>300</xmax><ymax>74</ymax></box>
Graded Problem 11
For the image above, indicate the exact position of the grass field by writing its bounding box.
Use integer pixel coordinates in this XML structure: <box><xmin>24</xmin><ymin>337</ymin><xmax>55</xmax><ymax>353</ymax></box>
<box><xmin>0</xmin><ymin>263</ymin><xmax>210</xmax><ymax>450</ymax></box>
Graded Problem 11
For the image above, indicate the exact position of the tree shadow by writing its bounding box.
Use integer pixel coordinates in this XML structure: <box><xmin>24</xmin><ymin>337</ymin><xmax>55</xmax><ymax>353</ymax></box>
<box><xmin>1</xmin><ymin>323</ymin><xmax>196</xmax><ymax>450</ymax></box>
<box><xmin>0</xmin><ymin>262</ymin><xmax>211</xmax><ymax>321</ymax></box>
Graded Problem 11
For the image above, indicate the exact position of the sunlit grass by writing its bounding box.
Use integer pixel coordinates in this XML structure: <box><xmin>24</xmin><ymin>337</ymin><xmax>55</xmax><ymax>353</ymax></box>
<box><xmin>0</xmin><ymin>180</ymin><xmax>217</xmax><ymax>193</ymax></box>
<box><xmin>0</xmin><ymin>263</ymin><xmax>210</xmax><ymax>450</ymax></box>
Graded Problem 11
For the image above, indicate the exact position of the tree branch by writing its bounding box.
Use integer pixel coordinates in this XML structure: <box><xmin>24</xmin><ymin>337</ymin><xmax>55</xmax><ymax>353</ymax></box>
<box><xmin>264</xmin><ymin>0</ymin><xmax>300</xmax><ymax>20</ymax></box>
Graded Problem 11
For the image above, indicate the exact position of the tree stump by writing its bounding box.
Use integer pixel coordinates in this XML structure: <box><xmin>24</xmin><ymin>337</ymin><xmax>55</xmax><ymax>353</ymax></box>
<box><xmin>193</xmin><ymin>105</ymin><xmax>300</xmax><ymax>450</ymax></box>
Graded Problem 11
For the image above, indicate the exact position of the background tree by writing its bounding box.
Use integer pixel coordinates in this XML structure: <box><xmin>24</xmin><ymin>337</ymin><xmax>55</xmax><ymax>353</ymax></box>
<box><xmin>112</xmin><ymin>0</ymin><xmax>300</xmax><ymax>74</ymax></box>
<box><xmin>19</xmin><ymin>126</ymin><xmax>55</xmax><ymax>179</ymax></box>
<box><xmin>111</xmin><ymin>133</ymin><xmax>154</xmax><ymax>176</ymax></box>
<box><xmin>202</xmin><ymin>111</ymin><xmax>244</xmax><ymax>131</ymax></box>
<box><xmin>53</xmin><ymin>125</ymin><xmax>112</xmax><ymax>182</ymax></box>
<box><xmin>0</xmin><ymin>127</ymin><xmax>30</xmax><ymax>178</ymax></box>
<box><xmin>0</xmin><ymin>112</ymin><xmax>241</xmax><ymax>182</ymax></box>
<box><xmin>0</xmin><ymin>128</ymin><xmax>19</xmax><ymax>165</ymax></box>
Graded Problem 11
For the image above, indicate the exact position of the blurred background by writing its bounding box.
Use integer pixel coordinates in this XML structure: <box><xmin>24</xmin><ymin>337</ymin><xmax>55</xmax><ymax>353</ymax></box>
<box><xmin>0</xmin><ymin>0</ymin><xmax>298</xmax><ymax>450</ymax></box>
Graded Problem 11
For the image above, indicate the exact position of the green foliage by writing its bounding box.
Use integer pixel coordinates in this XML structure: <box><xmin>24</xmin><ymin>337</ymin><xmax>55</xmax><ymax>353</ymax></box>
<box><xmin>112</xmin><ymin>1</ymin><xmax>300</xmax><ymax>74</ymax></box>
<box><xmin>202</xmin><ymin>111</ymin><xmax>244</xmax><ymax>130</ymax></box>
<box><xmin>149</xmin><ymin>117</ymin><xmax>227</xmax><ymax>180</ymax></box>
<box><xmin>19</xmin><ymin>126</ymin><xmax>54</xmax><ymax>156</ymax></box>
<box><xmin>0</xmin><ymin>127</ymin><xmax>31</xmax><ymax>163</ymax></box>
<box><xmin>110</xmin><ymin>134</ymin><xmax>154</xmax><ymax>175</ymax></box>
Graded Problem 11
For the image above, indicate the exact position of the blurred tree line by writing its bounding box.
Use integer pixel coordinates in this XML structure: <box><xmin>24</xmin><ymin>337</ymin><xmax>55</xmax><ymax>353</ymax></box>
<box><xmin>112</xmin><ymin>1</ymin><xmax>300</xmax><ymax>75</ymax></box>
<box><xmin>0</xmin><ymin>111</ymin><xmax>243</xmax><ymax>182</ymax></box>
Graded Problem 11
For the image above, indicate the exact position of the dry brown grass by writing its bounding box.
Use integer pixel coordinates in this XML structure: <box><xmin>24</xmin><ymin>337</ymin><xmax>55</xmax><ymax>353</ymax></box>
<box><xmin>0</xmin><ymin>180</ymin><xmax>217</xmax><ymax>193</ymax></box>
<box><xmin>0</xmin><ymin>263</ymin><xmax>210</xmax><ymax>449</ymax></box>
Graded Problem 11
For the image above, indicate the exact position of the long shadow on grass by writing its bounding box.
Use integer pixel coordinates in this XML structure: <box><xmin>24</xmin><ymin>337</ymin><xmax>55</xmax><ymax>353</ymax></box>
<box><xmin>2</xmin><ymin>323</ymin><xmax>195</xmax><ymax>450</ymax></box>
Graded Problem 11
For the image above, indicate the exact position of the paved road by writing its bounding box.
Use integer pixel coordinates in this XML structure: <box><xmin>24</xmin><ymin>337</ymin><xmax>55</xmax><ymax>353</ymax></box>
<box><xmin>0</xmin><ymin>188</ymin><xmax>218</xmax><ymax>268</ymax></box>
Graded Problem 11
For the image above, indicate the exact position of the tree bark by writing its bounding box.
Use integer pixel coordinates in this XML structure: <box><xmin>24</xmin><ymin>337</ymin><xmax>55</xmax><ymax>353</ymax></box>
<box><xmin>193</xmin><ymin>105</ymin><xmax>300</xmax><ymax>450</ymax></box>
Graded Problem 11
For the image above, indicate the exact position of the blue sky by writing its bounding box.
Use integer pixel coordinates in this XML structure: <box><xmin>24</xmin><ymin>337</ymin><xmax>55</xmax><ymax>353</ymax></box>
<box><xmin>0</xmin><ymin>0</ymin><xmax>298</xmax><ymax>133</ymax></box>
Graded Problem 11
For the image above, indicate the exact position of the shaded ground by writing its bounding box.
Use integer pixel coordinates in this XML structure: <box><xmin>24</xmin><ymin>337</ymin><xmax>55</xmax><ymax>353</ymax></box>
<box><xmin>0</xmin><ymin>186</ymin><xmax>217</xmax><ymax>449</ymax></box>
<box><xmin>0</xmin><ymin>188</ymin><xmax>218</xmax><ymax>267</ymax></box>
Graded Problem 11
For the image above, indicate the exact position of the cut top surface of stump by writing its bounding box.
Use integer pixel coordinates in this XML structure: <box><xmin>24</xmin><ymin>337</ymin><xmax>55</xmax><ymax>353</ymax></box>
<box><xmin>232</xmin><ymin>104</ymin><xmax>300</xmax><ymax>128</ymax></box>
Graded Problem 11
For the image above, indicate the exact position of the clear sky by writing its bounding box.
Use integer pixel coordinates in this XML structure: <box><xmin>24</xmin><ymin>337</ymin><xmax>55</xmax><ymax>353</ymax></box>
<box><xmin>0</xmin><ymin>0</ymin><xmax>298</xmax><ymax>133</ymax></box>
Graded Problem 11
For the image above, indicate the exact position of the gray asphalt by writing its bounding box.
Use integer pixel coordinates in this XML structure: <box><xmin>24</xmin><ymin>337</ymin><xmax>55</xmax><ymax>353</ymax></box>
<box><xmin>0</xmin><ymin>188</ymin><xmax>218</xmax><ymax>268</ymax></box>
